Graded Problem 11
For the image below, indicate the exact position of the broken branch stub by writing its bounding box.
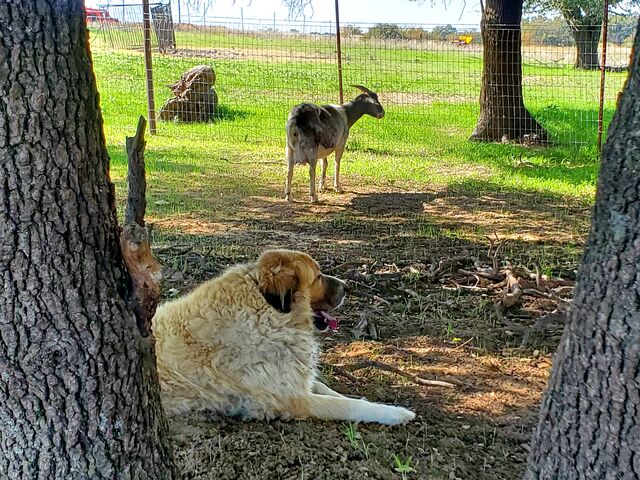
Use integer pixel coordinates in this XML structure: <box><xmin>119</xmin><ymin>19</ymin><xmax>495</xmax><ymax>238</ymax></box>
<box><xmin>124</xmin><ymin>116</ymin><xmax>148</xmax><ymax>226</ymax></box>
<box><xmin>120</xmin><ymin>116</ymin><xmax>163</xmax><ymax>337</ymax></box>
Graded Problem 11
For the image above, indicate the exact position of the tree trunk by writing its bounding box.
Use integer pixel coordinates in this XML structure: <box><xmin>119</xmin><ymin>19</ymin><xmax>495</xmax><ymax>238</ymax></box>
<box><xmin>572</xmin><ymin>25</ymin><xmax>601</xmax><ymax>70</ymax></box>
<box><xmin>470</xmin><ymin>0</ymin><xmax>547</xmax><ymax>143</ymax></box>
<box><xmin>524</xmin><ymin>18</ymin><xmax>640</xmax><ymax>480</ymax></box>
<box><xmin>0</xmin><ymin>2</ymin><xmax>177</xmax><ymax>478</ymax></box>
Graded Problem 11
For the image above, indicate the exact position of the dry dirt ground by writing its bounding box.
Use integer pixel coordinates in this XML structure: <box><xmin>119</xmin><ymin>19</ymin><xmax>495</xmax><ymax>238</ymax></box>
<box><xmin>152</xmin><ymin>185</ymin><xmax>590</xmax><ymax>480</ymax></box>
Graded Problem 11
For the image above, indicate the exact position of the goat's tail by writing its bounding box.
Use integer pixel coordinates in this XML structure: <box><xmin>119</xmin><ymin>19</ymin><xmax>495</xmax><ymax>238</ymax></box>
<box><xmin>287</xmin><ymin>104</ymin><xmax>322</xmax><ymax>165</ymax></box>
<box><xmin>285</xmin><ymin>119</ymin><xmax>307</xmax><ymax>165</ymax></box>
<box><xmin>293</xmin><ymin>104</ymin><xmax>323</xmax><ymax>138</ymax></box>
<box><xmin>286</xmin><ymin>118</ymin><xmax>299</xmax><ymax>150</ymax></box>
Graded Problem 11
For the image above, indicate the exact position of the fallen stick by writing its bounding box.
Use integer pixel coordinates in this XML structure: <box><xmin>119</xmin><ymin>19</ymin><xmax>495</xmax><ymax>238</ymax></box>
<box><xmin>487</xmin><ymin>233</ymin><xmax>505</xmax><ymax>274</ymax></box>
<box><xmin>502</xmin><ymin>269</ymin><xmax>523</xmax><ymax>308</ymax></box>
<box><xmin>393</xmin><ymin>286</ymin><xmax>420</xmax><ymax>299</ymax></box>
<box><xmin>427</xmin><ymin>253</ymin><xmax>472</xmax><ymax>281</ymax></box>
<box><xmin>493</xmin><ymin>301</ymin><xmax>524</xmax><ymax>332</ymax></box>
<box><xmin>453</xmin><ymin>337</ymin><xmax>475</xmax><ymax>350</ymax></box>
<box><xmin>372</xmin><ymin>294</ymin><xmax>391</xmax><ymax>306</ymax></box>
<box><xmin>448</xmin><ymin>283</ymin><xmax>491</xmax><ymax>293</ymax></box>
<box><xmin>326</xmin><ymin>260</ymin><xmax>363</xmax><ymax>273</ymax></box>
<box><xmin>319</xmin><ymin>361</ymin><xmax>359</xmax><ymax>383</ymax></box>
<box><xmin>520</xmin><ymin>310</ymin><xmax>567</xmax><ymax>348</ymax></box>
<box><xmin>522</xmin><ymin>288</ymin><xmax>572</xmax><ymax>306</ymax></box>
<box><xmin>458</xmin><ymin>268</ymin><xmax>503</xmax><ymax>282</ymax></box>
<box><xmin>339</xmin><ymin>359</ymin><xmax>458</xmax><ymax>388</ymax></box>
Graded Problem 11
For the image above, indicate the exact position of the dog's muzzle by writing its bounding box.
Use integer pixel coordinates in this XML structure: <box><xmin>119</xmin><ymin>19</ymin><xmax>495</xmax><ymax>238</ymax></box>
<box><xmin>313</xmin><ymin>275</ymin><xmax>346</xmax><ymax>331</ymax></box>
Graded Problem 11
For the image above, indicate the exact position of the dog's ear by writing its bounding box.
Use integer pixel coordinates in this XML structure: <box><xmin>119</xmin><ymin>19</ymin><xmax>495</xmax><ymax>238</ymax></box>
<box><xmin>257</xmin><ymin>250</ymin><xmax>310</xmax><ymax>313</ymax></box>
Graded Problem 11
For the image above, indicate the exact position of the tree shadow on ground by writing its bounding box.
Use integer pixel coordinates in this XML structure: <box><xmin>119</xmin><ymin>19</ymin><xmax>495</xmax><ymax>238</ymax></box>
<box><xmin>147</xmin><ymin>185</ymin><xmax>580</xmax><ymax>480</ymax></box>
<box><xmin>168</xmin><ymin>331</ymin><xmax>546</xmax><ymax>480</ymax></box>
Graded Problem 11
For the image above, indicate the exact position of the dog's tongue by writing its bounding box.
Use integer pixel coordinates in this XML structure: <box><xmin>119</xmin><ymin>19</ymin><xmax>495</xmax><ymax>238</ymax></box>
<box><xmin>316</xmin><ymin>310</ymin><xmax>339</xmax><ymax>330</ymax></box>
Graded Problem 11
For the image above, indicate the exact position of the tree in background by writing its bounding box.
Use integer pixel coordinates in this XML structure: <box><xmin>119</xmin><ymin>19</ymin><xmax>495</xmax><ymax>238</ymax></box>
<box><xmin>284</xmin><ymin>0</ymin><xmax>545</xmax><ymax>143</ymax></box>
<box><xmin>525</xmin><ymin>17</ymin><xmax>640</xmax><ymax>479</ymax></box>
<box><xmin>522</xmin><ymin>15</ymin><xmax>574</xmax><ymax>46</ymax></box>
<box><xmin>433</xmin><ymin>24</ymin><xmax>457</xmax><ymax>40</ymax></box>
<box><xmin>341</xmin><ymin>24</ymin><xmax>364</xmax><ymax>37</ymax></box>
<box><xmin>367</xmin><ymin>23</ymin><xmax>404</xmax><ymax>39</ymax></box>
<box><xmin>470</xmin><ymin>0</ymin><xmax>547</xmax><ymax>142</ymax></box>
<box><xmin>608</xmin><ymin>13</ymin><xmax>638</xmax><ymax>44</ymax></box>
<box><xmin>0</xmin><ymin>1</ymin><xmax>177</xmax><ymax>477</ymax></box>
<box><xmin>526</xmin><ymin>0</ymin><xmax>639</xmax><ymax>69</ymax></box>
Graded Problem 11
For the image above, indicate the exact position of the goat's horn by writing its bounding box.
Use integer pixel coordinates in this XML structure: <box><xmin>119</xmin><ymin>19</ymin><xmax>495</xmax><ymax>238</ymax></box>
<box><xmin>351</xmin><ymin>84</ymin><xmax>374</xmax><ymax>95</ymax></box>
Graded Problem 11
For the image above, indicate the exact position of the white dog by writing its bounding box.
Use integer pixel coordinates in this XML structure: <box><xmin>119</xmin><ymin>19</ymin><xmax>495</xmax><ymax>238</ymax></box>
<box><xmin>153</xmin><ymin>249</ymin><xmax>416</xmax><ymax>426</ymax></box>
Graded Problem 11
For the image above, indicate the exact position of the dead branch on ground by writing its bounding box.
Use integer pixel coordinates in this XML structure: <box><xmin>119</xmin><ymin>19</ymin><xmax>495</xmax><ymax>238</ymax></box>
<box><xmin>428</xmin><ymin>234</ymin><xmax>574</xmax><ymax>348</ymax></box>
<box><xmin>334</xmin><ymin>359</ymin><xmax>459</xmax><ymax>389</ymax></box>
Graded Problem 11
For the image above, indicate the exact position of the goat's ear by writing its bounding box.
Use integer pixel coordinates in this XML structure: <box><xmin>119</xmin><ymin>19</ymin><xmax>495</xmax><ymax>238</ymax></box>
<box><xmin>351</xmin><ymin>84</ymin><xmax>375</xmax><ymax>96</ymax></box>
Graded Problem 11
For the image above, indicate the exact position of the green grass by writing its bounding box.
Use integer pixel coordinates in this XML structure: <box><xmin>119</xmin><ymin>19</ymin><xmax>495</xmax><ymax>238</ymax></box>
<box><xmin>89</xmin><ymin>29</ymin><xmax>623</xmax><ymax>228</ymax></box>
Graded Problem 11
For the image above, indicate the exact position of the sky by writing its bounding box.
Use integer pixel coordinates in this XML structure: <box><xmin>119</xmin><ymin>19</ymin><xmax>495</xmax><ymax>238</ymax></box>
<box><xmin>87</xmin><ymin>0</ymin><xmax>483</xmax><ymax>27</ymax></box>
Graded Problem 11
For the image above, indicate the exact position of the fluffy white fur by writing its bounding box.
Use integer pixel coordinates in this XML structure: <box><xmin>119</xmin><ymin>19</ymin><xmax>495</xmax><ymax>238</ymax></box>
<box><xmin>153</xmin><ymin>250</ymin><xmax>416</xmax><ymax>425</ymax></box>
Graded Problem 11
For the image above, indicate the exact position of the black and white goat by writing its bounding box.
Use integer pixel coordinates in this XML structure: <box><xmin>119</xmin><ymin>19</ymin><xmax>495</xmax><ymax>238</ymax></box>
<box><xmin>284</xmin><ymin>85</ymin><xmax>385</xmax><ymax>203</ymax></box>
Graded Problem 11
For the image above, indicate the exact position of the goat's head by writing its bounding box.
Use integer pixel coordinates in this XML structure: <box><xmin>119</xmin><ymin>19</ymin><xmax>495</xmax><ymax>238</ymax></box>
<box><xmin>352</xmin><ymin>85</ymin><xmax>385</xmax><ymax>119</ymax></box>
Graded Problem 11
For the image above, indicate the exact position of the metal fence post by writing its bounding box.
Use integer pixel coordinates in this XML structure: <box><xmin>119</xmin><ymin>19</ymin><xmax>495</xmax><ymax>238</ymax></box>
<box><xmin>597</xmin><ymin>0</ymin><xmax>609</xmax><ymax>152</ymax></box>
<box><xmin>142</xmin><ymin>0</ymin><xmax>157</xmax><ymax>135</ymax></box>
<box><xmin>335</xmin><ymin>0</ymin><xmax>344</xmax><ymax>104</ymax></box>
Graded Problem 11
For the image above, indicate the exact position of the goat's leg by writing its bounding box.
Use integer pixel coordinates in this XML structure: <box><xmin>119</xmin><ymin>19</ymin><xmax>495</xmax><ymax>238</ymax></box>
<box><xmin>308</xmin><ymin>157</ymin><xmax>319</xmax><ymax>203</ymax></box>
<box><xmin>285</xmin><ymin>146</ymin><xmax>294</xmax><ymax>202</ymax></box>
<box><xmin>319</xmin><ymin>158</ymin><xmax>328</xmax><ymax>191</ymax></box>
<box><xmin>333</xmin><ymin>145</ymin><xmax>346</xmax><ymax>193</ymax></box>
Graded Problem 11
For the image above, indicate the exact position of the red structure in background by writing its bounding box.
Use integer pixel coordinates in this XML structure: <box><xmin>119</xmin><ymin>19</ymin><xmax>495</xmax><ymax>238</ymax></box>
<box><xmin>86</xmin><ymin>7</ymin><xmax>119</xmax><ymax>23</ymax></box>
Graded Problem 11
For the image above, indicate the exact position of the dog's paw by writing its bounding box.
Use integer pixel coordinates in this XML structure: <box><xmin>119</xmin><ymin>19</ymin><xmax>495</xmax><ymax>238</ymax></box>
<box><xmin>380</xmin><ymin>406</ymin><xmax>416</xmax><ymax>426</ymax></box>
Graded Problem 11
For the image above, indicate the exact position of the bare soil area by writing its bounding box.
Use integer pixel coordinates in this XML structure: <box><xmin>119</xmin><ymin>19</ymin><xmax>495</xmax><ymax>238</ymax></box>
<box><xmin>154</xmin><ymin>185</ymin><xmax>589</xmax><ymax>480</ymax></box>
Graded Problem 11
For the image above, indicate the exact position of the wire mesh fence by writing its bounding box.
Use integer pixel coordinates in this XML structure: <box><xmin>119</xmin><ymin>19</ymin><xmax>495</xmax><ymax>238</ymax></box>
<box><xmin>89</xmin><ymin>2</ymin><xmax>630</xmax><ymax>153</ymax></box>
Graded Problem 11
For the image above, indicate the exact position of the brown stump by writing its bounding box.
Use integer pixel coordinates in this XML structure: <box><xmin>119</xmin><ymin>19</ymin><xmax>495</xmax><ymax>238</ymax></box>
<box><xmin>159</xmin><ymin>65</ymin><xmax>218</xmax><ymax>122</ymax></box>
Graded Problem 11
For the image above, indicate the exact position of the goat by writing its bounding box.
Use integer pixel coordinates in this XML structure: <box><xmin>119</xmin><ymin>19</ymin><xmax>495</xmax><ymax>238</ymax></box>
<box><xmin>284</xmin><ymin>85</ymin><xmax>384</xmax><ymax>203</ymax></box>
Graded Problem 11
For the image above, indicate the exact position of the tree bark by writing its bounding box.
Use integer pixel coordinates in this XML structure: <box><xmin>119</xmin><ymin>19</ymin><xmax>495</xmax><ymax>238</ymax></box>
<box><xmin>0</xmin><ymin>1</ymin><xmax>177</xmax><ymax>478</ymax></box>
<box><xmin>560</xmin><ymin>6</ymin><xmax>602</xmax><ymax>71</ymax></box>
<box><xmin>572</xmin><ymin>25</ymin><xmax>601</xmax><ymax>70</ymax></box>
<box><xmin>470</xmin><ymin>0</ymin><xmax>547</xmax><ymax>143</ymax></box>
<box><xmin>524</xmin><ymin>18</ymin><xmax>640</xmax><ymax>480</ymax></box>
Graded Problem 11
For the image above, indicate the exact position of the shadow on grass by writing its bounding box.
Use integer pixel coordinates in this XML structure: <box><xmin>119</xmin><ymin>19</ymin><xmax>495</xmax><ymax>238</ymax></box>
<box><xmin>214</xmin><ymin>103</ymin><xmax>251</xmax><ymax>122</ymax></box>
<box><xmin>452</xmin><ymin>141</ymin><xmax>598</xmax><ymax>192</ymax></box>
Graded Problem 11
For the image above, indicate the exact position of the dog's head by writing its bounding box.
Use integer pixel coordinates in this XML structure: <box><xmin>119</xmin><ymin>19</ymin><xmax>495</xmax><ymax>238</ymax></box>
<box><xmin>257</xmin><ymin>249</ymin><xmax>346</xmax><ymax>331</ymax></box>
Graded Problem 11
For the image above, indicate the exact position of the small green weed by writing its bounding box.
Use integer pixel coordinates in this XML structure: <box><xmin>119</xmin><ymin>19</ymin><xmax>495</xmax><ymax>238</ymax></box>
<box><xmin>342</xmin><ymin>423</ymin><xmax>374</xmax><ymax>460</ymax></box>
<box><xmin>393</xmin><ymin>455</ymin><xmax>416</xmax><ymax>479</ymax></box>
